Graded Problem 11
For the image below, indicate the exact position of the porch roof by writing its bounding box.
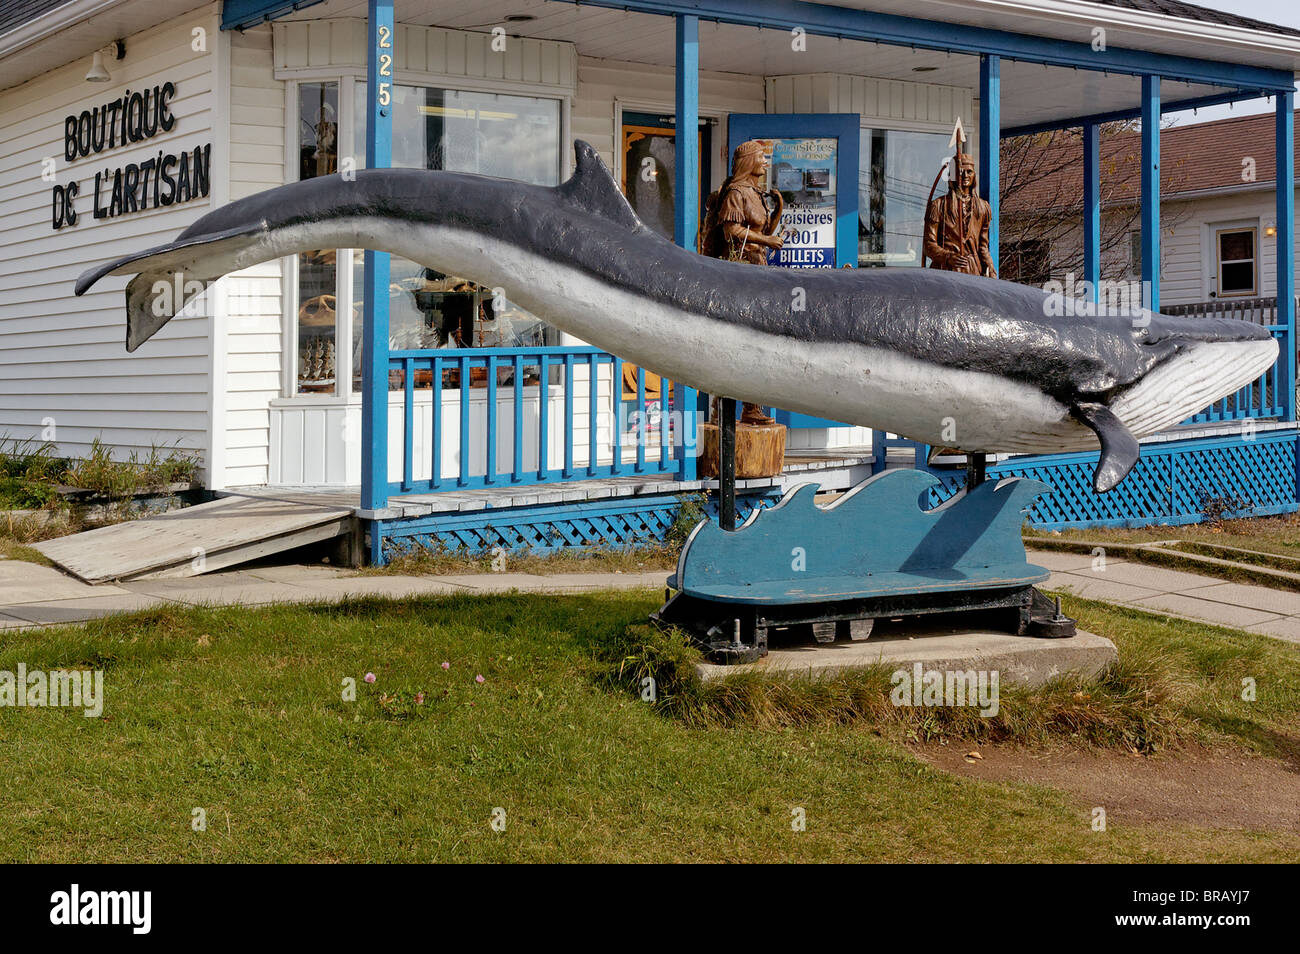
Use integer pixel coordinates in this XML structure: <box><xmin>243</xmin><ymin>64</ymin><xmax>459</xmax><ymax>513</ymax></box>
<box><xmin>4</xmin><ymin>1</ymin><xmax>1299</xmax><ymax>124</ymax></box>
<box><xmin>276</xmin><ymin>0</ymin><xmax>1299</xmax><ymax>133</ymax></box>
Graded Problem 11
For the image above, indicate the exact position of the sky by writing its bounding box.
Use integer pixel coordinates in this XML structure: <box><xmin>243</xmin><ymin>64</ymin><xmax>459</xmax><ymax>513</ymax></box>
<box><xmin>1171</xmin><ymin>0</ymin><xmax>1300</xmax><ymax>125</ymax></box>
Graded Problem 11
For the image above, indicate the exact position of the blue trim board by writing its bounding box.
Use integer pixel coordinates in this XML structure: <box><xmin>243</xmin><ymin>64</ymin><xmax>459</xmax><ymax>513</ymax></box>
<box><xmin>1002</xmin><ymin>90</ymin><xmax>1270</xmax><ymax>138</ymax></box>
<box><xmin>1083</xmin><ymin>122</ymin><xmax>1100</xmax><ymax>301</ymax></box>
<box><xmin>361</xmin><ymin>0</ymin><xmax>394</xmax><ymax>513</ymax></box>
<box><xmin>672</xmin><ymin>15</ymin><xmax>701</xmax><ymax>480</ymax></box>
<box><xmin>553</xmin><ymin>0</ymin><xmax>1296</xmax><ymax>91</ymax></box>
<box><xmin>1140</xmin><ymin>74</ymin><xmax>1160</xmax><ymax>313</ymax></box>
<box><xmin>221</xmin><ymin>0</ymin><xmax>326</xmax><ymax>30</ymax></box>
<box><xmin>979</xmin><ymin>55</ymin><xmax>1000</xmax><ymax>270</ymax></box>
<box><xmin>1277</xmin><ymin>91</ymin><xmax>1296</xmax><ymax>422</ymax></box>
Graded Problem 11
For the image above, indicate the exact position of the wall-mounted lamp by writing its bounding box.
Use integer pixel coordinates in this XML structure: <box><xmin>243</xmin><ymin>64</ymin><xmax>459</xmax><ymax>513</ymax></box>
<box><xmin>1265</xmin><ymin>221</ymin><xmax>1278</xmax><ymax>238</ymax></box>
<box><xmin>85</xmin><ymin>40</ymin><xmax>125</xmax><ymax>83</ymax></box>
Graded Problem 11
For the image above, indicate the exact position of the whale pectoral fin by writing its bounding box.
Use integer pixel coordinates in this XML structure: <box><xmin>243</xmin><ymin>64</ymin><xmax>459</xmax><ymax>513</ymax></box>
<box><xmin>1071</xmin><ymin>402</ymin><xmax>1139</xmax><ymax>493</ymax></box>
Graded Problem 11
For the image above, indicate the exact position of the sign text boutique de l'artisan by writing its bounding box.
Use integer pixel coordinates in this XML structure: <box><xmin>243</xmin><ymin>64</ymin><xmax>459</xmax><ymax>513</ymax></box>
<box><xmin>51</xmin><ymin>80</ymin><xmax>212</xmax><ymax>230</ymax></box>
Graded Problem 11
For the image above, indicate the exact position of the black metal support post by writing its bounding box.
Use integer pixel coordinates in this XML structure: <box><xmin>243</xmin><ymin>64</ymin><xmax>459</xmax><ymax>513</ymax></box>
<box><xmin>965</xmin><ymin>451</ymin><xmax>988</xmax><ymax>489</ymax></box>
<box><xmin>719</xmin><ymin>397</ymin><xmax>737</xmax><ymax>531</ymax></box>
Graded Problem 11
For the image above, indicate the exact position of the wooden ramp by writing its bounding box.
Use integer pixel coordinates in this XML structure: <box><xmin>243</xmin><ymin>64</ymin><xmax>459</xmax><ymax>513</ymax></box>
<box><xmin>34</xmin><ymin>496</ymin><xmax>355</xmax><ymax>583</ymax></box>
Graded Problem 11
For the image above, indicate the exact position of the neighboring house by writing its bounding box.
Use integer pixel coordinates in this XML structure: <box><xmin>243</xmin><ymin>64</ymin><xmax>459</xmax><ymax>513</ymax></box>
<box><xmin>1001</xmin><ymin>111</ymin><xmax>1300</xmax><ymax>309</ymax></box>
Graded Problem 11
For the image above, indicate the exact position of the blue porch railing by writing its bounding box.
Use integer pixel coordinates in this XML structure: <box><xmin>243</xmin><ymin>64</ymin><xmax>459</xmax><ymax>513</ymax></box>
<box><xmin>386</xmin><ymin>346</ymin><xmax>690</xmax><ymax>495</ymax></box>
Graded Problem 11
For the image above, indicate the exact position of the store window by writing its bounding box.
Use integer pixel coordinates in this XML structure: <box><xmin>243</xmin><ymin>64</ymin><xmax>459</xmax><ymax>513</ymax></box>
<box><xmin>1215</xmin><ymin>226</ymin><xmax>1257</xmax><ymax>297</ymax></box>
<box><xmin>857</xmin><ymin>127</ymin><xmax>950</xmax><ymax>267</ymax></box>
<box><xmin>291</xmin><ymin>80</ymin><xmax>564</xmax><ymax>396</ymax></box>
<box><xmin>296</xmin><ymin>81</ymin><xmax>340</xmax><ymax>394</ymax></box>
<box><xmin>351</xmin><ymin>84</ymin><xmax>562</xmax><ymax>391</ymax></box>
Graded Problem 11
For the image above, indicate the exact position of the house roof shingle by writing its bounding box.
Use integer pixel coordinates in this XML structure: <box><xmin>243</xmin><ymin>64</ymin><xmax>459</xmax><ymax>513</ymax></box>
<box><xmin>0</xmin><ymin>0</ymin><xmax>73</xmax><ymax>37</ymax></box>
<box><xmin>1090</xmin><ymin>0</ymin><xmax>1300</xmax><ymax>38</ymax></box>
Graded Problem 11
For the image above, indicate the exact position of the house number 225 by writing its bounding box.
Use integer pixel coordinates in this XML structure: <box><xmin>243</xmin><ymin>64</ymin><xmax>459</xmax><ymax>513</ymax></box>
<box><xmin>377</xmin><ymin>24</ymin><xmax>392</xmax><ymax>108</ymax></box>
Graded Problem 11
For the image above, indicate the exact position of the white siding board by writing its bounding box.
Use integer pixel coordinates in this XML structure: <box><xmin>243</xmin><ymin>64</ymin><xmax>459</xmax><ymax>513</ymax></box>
<box><xmin>219</xmin><ymin>24</ymin><xmax>285</xmax><ymax>489</ymax></box>
<box><xmin>0</xmin><ymin>13</ymin><xmax>220</xmax><ymax>471</ymax></box>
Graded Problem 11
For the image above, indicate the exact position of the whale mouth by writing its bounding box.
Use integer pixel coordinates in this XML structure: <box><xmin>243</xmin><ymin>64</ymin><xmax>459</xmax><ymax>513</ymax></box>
<box><xmin>1111</xmin><ymin>335</ymin><xmax>1281</xmax><ymax>434</ymax></box>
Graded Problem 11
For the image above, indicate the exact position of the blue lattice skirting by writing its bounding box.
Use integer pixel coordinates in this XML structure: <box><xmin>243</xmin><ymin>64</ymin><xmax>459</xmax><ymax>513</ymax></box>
<box><xmin>927</xmin><ymin>428</ymin><xmax>1300</xmax><ymax>530</ymax></box>
<box><xmin>372</xmin><ymin>489</ymin><xmax>784</xmax><ymax>563</ymax></box>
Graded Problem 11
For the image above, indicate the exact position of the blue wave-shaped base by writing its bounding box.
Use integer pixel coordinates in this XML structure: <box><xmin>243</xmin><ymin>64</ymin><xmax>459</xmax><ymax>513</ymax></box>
<box><xmin>676</xmin><ymin>470</ymin><xmax>1050</xmax><ymax>600</ymax></box>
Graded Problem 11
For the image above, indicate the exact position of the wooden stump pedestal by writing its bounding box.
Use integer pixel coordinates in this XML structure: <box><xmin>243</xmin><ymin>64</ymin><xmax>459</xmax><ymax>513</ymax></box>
<box><xmin>698</xmin><ymin>421</ymin><xmax>787</xmax><ymax>478</ymax></box>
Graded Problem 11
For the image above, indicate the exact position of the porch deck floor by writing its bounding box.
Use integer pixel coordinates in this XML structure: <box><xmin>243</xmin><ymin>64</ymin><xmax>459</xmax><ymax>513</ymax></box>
<box><xmin>225</xmin><ymin>449</ymin><xmax>876</xmax><ymax>519</ymax></box>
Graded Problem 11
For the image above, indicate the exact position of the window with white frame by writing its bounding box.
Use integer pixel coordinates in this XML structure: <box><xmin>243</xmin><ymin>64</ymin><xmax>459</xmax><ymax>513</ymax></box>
<box><xmin>292</xmin><ymin>79</ymin><xmax>564</xmax><ymax>396</ymax></box>
<box><xmin>1215</xmin><ymin>226</ymin><xmax>1257</xmax><ymax>298</ymax></box>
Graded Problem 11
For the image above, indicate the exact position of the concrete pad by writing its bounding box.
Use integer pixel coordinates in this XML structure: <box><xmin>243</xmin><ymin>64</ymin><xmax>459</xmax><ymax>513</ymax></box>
<box><xmin>0</xmin><ymin>561</ymin><xmax>128</xmax><ymax>604</ymax></box>
<box><xmin>121</xmin><ymin>569</ymin><xmax>272</xmax><ymax>595</ymax></box>
<box><xmin>1026</xmin><ymin>549</ymin><xmax>1122</xmax><ymax>573</ymax></box>
<box><xmin>1179</xmin><ymin>581</ymin><xmax>1300</xmax><ymax>617</ymax></box>
<box><xmin>0</xmin><ymin>592</ymin><xmax>169</xmax><ymax>625</ymax></box>
<box><xmin>1245</xmin><ymin>617</ymin><xmax>1300</xmax><ymax>645</ymax></box>
<box><xmin>1044</xmin><ymin>573</ymin><xmax>1163</xmax><ymax>604</ymax></box>
<box><xmin>431</xmin><ymin>573</ymin><xmax>551</xmax><ymax>592</ymax></box>
<box><xmin>244</xmin><ymin>564</ymin><xmax>351</xmax><ymax>583</ymax></box>
<box><xmin>1086</xmin><ymin>562</ymin><xmax>1217</xmax><ymax>593</ymax></box>
<box><xmin>697</xmin><ymin>627</ymin><xmax>1118</xmax><ymax>687</ymax></box>
<box><xmin>1129</xmin><ymin>592</ymin><xmax>1283</xmax><ymax>629</ymax></box>
<box><xmin>129</xmin><ymin>580</ymin><xmax>341</xmax><ymax>607</ymax></box>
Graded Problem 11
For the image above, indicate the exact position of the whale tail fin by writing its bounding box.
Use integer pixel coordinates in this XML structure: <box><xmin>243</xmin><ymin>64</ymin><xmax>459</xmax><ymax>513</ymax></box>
<box><xmin>1072</xmin><ymin>402</ymin><xmax>1140</xmax><ymax>493</ymax></box>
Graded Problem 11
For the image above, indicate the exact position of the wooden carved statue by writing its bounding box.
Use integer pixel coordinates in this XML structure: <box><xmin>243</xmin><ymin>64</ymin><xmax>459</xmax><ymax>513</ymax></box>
<box><xmin>923</xmin><ymin>152</ymin><xmax>997</xmax><ymax>278</ymax></box>
<box><xmin>702</xmin><ymin>139</ymin><xmax>784</xmax><ymax>428</ymax></box>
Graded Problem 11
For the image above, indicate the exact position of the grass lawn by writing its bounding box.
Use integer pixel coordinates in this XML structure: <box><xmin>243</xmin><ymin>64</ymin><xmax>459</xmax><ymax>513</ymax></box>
<box><xmin>1</xmin><ymin>589</ymin><xmax>1297</xmax><ymax>862</ymax></box>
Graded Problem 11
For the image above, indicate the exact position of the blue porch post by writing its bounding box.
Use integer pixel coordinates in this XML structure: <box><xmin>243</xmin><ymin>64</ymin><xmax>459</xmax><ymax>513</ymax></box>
<box><xmin>1277</xmin><ymin>90</ymin><xmax>1296</xmax><ymax>422</ymax></box>
<box><xmin>1141</xmin><ymin>75</ymin><xmax>1160</xmax><ymax>312</ymax></box>
<box><xmin>978</xmin><ymin>54</ymin><xmax>1000</xmax><ymax>271</ymax></box>
<box><xmin>672</xmin><ymin>13</ymin><xmax>699</xmax><ymax>480</ymax></box>
<box><xmin>361</xmin><ymin>0</ymin><xmax>393</xmax><ymax>521</ymax></box>
<box><xmin>1083</xmin><ymin>121</ymin><xmax>1101</xmax><ymax>304</ymax></box>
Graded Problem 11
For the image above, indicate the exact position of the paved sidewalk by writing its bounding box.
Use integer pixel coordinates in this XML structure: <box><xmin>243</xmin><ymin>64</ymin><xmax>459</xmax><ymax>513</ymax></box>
<box><xmin>0</xmin><ymin>558</ymin><xmax>667</xmax><ymax>631</ymax></box>
<box><xmin>1032</xmin><ymin>549</ymin><xmax>1300</xmax><ymax>644</ymax></box>
<box><xmin>2</xmin><ymin>549</ymin><xmax>1300</xmax><ymax>644</ymax></box>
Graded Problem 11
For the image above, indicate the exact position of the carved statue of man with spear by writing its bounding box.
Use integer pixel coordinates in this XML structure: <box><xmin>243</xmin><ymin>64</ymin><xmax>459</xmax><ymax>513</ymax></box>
<box><xmin>923</xmin><ymin>119</ymin><xmax>998</xmax><ymax>278</ymax></box>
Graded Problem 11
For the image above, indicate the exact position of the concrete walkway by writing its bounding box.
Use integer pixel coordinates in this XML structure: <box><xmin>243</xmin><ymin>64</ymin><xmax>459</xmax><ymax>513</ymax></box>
<box><xmin>0</xmin><ymin>558</ymin><xmax>667</xmax><ymax>631</ymax></box>
<box><xmin>1034</xmin><ymin>549</ymin><xmax>1300</xmax><ymax>644</ymax></box>
<box><xmin>1</xmin><ymin>548</ymin><xmax>1300</xmax><ymax>644</ymax></box>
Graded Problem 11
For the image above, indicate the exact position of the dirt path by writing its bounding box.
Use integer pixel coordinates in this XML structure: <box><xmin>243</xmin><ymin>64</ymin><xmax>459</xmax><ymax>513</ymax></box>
<box><xmin>918</xmin><ymin>744</ymin><xmax>1300</xmax><ymax>830</ymax></box>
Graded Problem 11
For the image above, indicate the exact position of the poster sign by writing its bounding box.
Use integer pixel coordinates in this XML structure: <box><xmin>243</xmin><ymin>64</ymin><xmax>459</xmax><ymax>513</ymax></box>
<box><xmin>765</xmin><ymin>137</ymin><xmax>838</xmax><ymax>268</ymax></box>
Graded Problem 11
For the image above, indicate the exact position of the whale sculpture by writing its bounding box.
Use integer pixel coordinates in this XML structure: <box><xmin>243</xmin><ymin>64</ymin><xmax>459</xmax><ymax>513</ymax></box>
<box><xmin>76</xmin><ymin>141</ymin><xmax>1277</xmax><ymax>492</ymax></box>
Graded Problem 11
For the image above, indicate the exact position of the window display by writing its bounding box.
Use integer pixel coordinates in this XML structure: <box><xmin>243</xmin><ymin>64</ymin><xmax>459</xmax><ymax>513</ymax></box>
<box><xmin>858</xmin><ymin>127</ymin><xmax>949</xmax><ymax>267</ymax></box>
<box><xmin>296</xmin><ymin>82</ymin><xmax>339</xmax><ymax>394</ymax></box>
<box><xmin>292</xmin><ymin>79</ymin><xmax>564</xmax><ymax>396</ymax></box>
